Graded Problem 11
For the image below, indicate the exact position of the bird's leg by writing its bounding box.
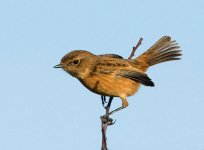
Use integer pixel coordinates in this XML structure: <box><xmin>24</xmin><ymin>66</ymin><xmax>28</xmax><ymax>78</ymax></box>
<box><xmin>101</xmin><ymin>96</ymin><xmax>107</xmax><ymax>108</ymax></box>
<box><xmin>101</xmin><ymin>97</ymin><xmax>116</xmax><ymax>126</ymax></box>
<box><xmin>105</xmin><ymin>97</ymin><xmax>113</xmax><ymax>109</ymax></box>
<box><xmin>103</xmin><ymin>97</ymin><xmax>128</xmax><ymax>117</ymax></box>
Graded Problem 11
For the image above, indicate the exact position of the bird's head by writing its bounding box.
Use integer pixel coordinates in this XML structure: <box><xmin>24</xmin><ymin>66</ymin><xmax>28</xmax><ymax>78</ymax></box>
<box><xmin>54</xmin><ymin>50</ymin><xmax>96</xmax><ymax>79</ymax></box>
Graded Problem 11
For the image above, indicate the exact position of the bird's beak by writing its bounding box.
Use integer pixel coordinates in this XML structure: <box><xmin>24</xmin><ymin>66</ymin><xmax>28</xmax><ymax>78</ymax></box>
<box><xmin>53</xmin><ymin>64</ymin><xmax>63</xmax><ymax>68</ymax></box>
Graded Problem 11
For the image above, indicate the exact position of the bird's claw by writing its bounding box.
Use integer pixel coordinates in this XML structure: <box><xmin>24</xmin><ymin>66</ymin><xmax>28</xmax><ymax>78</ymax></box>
<box><xmin>108</xmin><ymin>118</ymin><xmax>116</xmax><ymax>126</ymax></box>
<box><xmin>101</xmin><ymin>115</ymin><xmax>116</xmax><ymax>126</ymax></box>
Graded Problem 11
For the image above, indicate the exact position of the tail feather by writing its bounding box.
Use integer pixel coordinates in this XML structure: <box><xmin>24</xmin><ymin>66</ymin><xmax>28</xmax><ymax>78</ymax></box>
<box><xmin>147</xmin><ymin>36</ymin><xmax>172</xmax><ymax>52</ymax></box>
<box><xmin>153</xmin><ymin>50</ymin><xmax>181</xmax><ymax>60</ymax></box>
<box><xmin>135</xmin><ymin>36</ymin><xmax>182</xmax><ymax>69</ymax></box>
<box><xmin>150</xmin><ymin>50</ymin><xmax>182</xmax><ymax>65</ymax></box>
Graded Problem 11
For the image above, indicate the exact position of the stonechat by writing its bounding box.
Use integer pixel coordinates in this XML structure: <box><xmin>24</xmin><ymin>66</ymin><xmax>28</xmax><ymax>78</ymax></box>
<box><xmin>54</xmin><ymin>36</ymin><xmax>182</xmax><ymax>116</ymax></box>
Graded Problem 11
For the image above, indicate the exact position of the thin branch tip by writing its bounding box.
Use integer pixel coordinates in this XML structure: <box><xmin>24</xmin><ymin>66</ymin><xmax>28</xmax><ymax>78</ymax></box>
<box><xmin>128</xmin><ymin>37</ymin><xmax>143</xmax><ymax>59</ymax></box>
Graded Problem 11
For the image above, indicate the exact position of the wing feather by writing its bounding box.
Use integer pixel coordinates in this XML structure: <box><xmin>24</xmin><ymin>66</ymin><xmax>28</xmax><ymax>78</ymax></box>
<box><xmin>116</xmin><ymin>70</ymin><xmax>154</xmax><ymax>86</ymax></box>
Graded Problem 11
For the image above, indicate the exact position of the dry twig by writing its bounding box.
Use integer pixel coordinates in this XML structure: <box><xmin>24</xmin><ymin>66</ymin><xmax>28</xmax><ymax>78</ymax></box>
<box><xmin>100</xmin><ymin>37</ymin><xmax>143</xmax><ymax>149</ymax></box>
<box><xmin>101</xmin><ymin>97</ymin><xmax>113</xmax><ymax>150</ymax></box>
<box><xmin>128</xmin><ymin>37</ymin><xmax>143</xmax><ymax>59</ymax></box>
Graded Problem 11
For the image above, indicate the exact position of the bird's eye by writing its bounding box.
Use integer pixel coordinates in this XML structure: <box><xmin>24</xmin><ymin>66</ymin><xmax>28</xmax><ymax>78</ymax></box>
<box><xmin>72</xmin><ymin>59</ymin><xmax>80</xmax><ymax>65</ymax></box>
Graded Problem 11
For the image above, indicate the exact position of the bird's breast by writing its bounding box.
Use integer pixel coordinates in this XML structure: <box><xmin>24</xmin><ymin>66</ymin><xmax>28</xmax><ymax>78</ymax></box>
<box><xmin>78</xmin><ymin>73</ymin><xmax>140</xmax><ymax>97</ymax></box>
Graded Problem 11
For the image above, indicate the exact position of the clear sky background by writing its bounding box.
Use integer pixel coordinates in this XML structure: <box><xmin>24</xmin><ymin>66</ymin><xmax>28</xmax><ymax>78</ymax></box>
<box><xmin>0</xmin><ymin>0</ymin><xmax>204</xmax><ymax>150</ymax></box>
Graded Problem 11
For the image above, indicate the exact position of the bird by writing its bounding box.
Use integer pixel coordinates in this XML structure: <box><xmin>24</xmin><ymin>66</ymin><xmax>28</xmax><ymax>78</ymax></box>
<box><xmin>54</xmin><ymin>36</ymin><xmax>182</xmax><ymax>116</ymax></box>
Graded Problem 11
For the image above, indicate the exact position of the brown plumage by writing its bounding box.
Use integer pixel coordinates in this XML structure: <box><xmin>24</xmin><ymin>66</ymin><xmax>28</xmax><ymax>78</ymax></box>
<box><xmin>54</xmin><ymin>36</ymin><xmax>182</xmax><ymax>116</ymax></box>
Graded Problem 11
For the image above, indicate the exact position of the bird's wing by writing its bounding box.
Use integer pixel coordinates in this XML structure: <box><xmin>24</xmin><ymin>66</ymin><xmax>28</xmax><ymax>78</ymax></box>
<box><xmin>93</xmin><ymin>58</ymin><xmax>154</xmax><ymax>86</ymax></box>
<box><xmin>98</xmin><ymin>54</ymin><xmax>123</xmax><ymax>59</ymax></box>
<box><xmin>93</xmin><ymin>58</ymin><xmax>127</xmax><ymax>74</ymax></box>
<box><xmin>116</xmin><ymin>69</ymin><xmax>154</xmax><ymax>86</ymax></box>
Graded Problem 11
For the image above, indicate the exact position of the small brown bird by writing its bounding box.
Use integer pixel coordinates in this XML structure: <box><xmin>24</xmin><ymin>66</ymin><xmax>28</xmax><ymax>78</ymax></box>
<box><xmin>54</xmin><ymin>36</ymin><xmax>181</xmax><ymax>116</ymax></box>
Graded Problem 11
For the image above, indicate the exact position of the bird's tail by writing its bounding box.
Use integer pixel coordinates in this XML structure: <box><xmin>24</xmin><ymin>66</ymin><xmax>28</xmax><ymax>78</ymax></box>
<box><xmin>135</xmin><ymin>36</ymin><xmax>182</xmax><ymax>71</ymax></box>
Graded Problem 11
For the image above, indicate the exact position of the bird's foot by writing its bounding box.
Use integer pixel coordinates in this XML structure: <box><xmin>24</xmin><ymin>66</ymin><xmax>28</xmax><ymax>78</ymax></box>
<box><xmin>101</xmin><ymin>115</ymin><xmax>116</xmax><ymax>126</ymax></box>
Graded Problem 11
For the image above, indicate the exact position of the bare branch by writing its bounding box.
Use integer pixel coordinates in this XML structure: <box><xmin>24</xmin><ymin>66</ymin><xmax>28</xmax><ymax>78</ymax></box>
<box><xmin>100</xmin><ymin>37</ymin><xmax>144</xmax><ymax>149</ymax></box>
<box><xmin>101</xmin><ymin>97</ymin><xmax>113</xmax><ymax>150</ymax></box>
<box><xmin>128</xmin><ymin>38</ymin><xmax>143</xmax><ymax>59</ymax></box>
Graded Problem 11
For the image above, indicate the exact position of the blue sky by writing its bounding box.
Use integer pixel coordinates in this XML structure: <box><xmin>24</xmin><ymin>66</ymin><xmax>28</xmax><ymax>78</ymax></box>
<box><xmin>0</xmin><ymin>0</ymin><xmax>204</xmax><ymax>150</ymax></box>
